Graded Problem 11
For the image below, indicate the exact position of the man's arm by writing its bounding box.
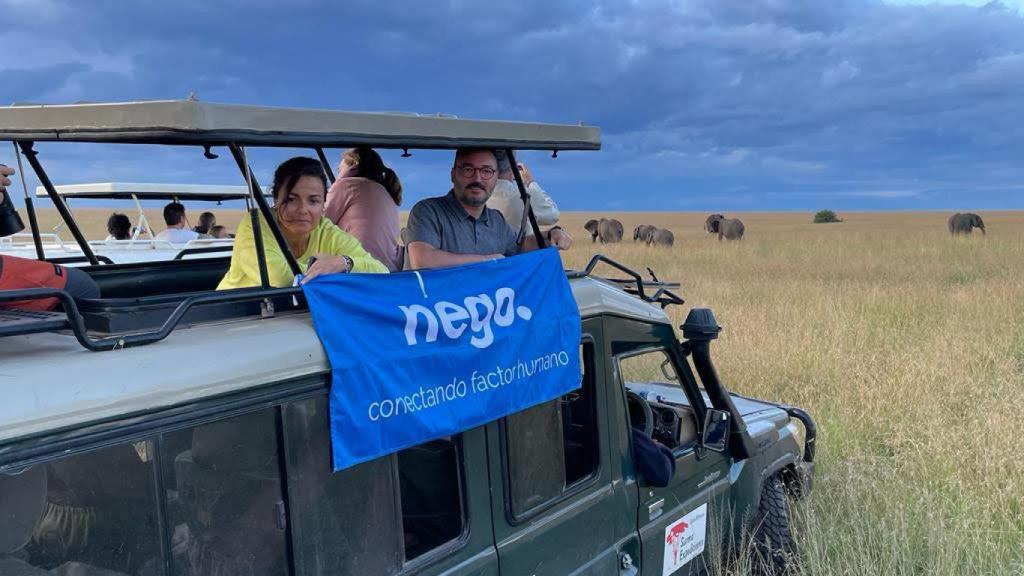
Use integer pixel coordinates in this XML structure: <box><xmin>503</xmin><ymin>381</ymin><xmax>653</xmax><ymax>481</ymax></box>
<box><xmin>519</xmin><ymin>226</ymin><xmax>572</xmax><ymax>252</ymax></box>
<box><xmin>527</xmin><ymin>182</ymin><xmax>560</xmax><ymax>226</ymax></box>
<box><xmin>407</xmin><ymin>242</ymin><xmax>501</xmax><ymax>269</ymax></box>
<box><xmin>516</xmin><ymin>163</ymin><xmax>559</xmax><ymax>225</ymax></box>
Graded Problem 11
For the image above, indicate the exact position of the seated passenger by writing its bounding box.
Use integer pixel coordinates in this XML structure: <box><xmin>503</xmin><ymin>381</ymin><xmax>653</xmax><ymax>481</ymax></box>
<box><xmin>405</xmin><ymin>148</ymin><xmax>572</xmax><ymax>270</ymax></box>
<box><xmin>27</xmin><ymin>445</ymin><xmax>158</xmax><ymax>573</ymax></box>
<box><xmin>193</xmin><ymin>211</ymin><xmax>216</xmax><ymax>236</ymax></box>
<box><xmin>104</xmin><ymin>212</ymin><xmax>131</xmax><ymax>241</ymax></box>
<box><xmin>631</xmin><ymin>428</ymin><xmax>676</xmax><ymax>487</ymax></box>
<box><xmin>324</xmin><ymin>147</ymin><xmax>403</xmax><ymax>271</ymax></box>
<box><xmin>155</xmin><ymin>202</ymin><xmax>201</xmax><ymax>243</ymax></box>
<box><xmin>217</xmin><ymin>156</ymin><xmax>388</xmax><ymax>290</ymax></box>
<box><xmin>0</xmin><ymin>166</ymin><xmax>100</xmax><ymax>310</ymax></box>
<box><xmin>487</xmin><ymin>150</ymin><xmax>560</xmax><ymax>235</ymax></box>
<box><xmin>209</xmin><ymin>225</ymin><xmax>229</xmax><ymax>239</ymax></box>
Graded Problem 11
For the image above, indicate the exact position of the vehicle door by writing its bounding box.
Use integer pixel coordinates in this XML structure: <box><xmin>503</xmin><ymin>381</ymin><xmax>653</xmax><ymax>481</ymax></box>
<box><xmin>613</xmin><ymin>336</ymin><xmax>733</xmax><ymax>576</ymax></box>
<box><xmin>488</xmin><ymin>320</ymin><xmax>642</xmax><ymax>575</ymax></box>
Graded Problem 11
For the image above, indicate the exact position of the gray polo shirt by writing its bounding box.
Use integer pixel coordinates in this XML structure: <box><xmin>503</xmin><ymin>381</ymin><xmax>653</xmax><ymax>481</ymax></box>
<box><xmin>406</xmin><ymin>190</ymin><xmax>520</xmax><ymax>257</ymax></box>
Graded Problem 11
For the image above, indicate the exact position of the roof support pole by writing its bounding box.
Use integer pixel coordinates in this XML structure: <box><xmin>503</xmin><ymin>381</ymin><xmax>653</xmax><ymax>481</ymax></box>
<box><xmin>17</xmin><ymin>141</ymin><xmax>99</xmax><ymax>265</ymax></box>
<box><xmin>236</xmin><ymin>145</ymin><xmax>269</xmax><ymax>289</ymax></box>
<box><xmin>12</xmin><ymin>142</ymin><xmax>45</xmax><ymax>260</ymax></box>
<box><xmin>504</xmin><ymin>149</ymin><xmax>546</xmax><ymax>248</ymax></box>
<box><xmin>315</xmin><ymin>147</ymin><xmax>336</xmax><ymax>185</ymax></box>
<box><xmin>228</xmin><ymin>143</ymin><xmax>302</xmax><ymax>278</ymax></box>
<box><xmin>129</xmin><ymin>194</ymin><xmax>154</xmax><ymax>240</ymax></box>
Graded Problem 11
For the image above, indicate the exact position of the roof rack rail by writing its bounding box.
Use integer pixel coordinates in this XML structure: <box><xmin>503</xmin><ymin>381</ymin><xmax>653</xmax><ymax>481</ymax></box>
<box><xmin>0</xmin><ymin>286</ymin><xmax>302</xmax><ymax>351</ymax></box>
<box><xmin>567</xmin><ymin>254</ymin><xmax>685</xmax><ymax>309</ymax></box>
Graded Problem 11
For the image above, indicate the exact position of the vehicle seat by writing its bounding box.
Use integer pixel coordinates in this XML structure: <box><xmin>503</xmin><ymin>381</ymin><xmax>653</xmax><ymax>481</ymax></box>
<box><xmin>86</xmin><ymin>257</ymin><xmax>230</xmax><ymax>300</ymax></box>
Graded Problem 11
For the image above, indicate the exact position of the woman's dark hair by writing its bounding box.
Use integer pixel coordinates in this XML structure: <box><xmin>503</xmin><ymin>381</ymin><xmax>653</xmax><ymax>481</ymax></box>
<box><xmin>343</xmin><ymin>146</ymin><xmax>403</xmax><ymax>206</ymax></box>
<box><xmin>271</xmin><ymin>156</ymin><xmax>328</xmax><ymax>205</ymax></box>
<box><xmin>106</xmin><ymin>212</ymin><xmax>131</xmax><ymax>240</ymax></box>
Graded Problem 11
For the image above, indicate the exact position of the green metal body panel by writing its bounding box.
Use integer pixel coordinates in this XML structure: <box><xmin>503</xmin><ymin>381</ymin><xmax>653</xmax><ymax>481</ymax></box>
<box><xmin>1</xmin><ymin>313</ymin><xmax>807</xmax><ymax>576</ymax></box>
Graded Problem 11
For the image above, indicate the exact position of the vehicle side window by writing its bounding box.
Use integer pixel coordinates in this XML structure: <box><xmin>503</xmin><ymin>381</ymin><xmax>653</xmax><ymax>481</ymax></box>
<box><xmin>505</xmin><ymin>342</ymin><xmax>598</xmax><ymax>517</ymax></box>
<box><xmin>6</xmin><ymin>441</ymin><xmax>162</xmax><ymax>574</ymax></box>
<box><xmin>282</xmin><ymin>396</ymin><xmax>465</xmax><ymax>573</ymax></box>
<box><xmin>162</xmin><ymin>408</ymin><xmax>288</xmax><ymax>576</ymax></box>
<box><xmin>618</xmin><ymin>349</ymin><xmax>699</xmax><ymax>450</ymax></box>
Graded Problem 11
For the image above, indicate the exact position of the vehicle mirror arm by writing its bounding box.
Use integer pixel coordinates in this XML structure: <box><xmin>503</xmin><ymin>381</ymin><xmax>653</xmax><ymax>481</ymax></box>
<box><xmin>228</xmin><ymin>143</ymin><xmax>302</xmax><ymax>278</ymax></box>
<box><xmin>16</xmin><ymin>141</ymin><xmax>99</xmax><ymax>265</ymax></box>
<box><xmin>505</xmin><ymin>148</ymin><xmax>546</xmax><ymax>248</ymax></box>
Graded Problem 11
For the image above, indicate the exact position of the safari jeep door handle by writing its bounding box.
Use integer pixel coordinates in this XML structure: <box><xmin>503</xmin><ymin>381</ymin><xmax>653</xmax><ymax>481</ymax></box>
<box><xmin>648</xmin><ymin>498</ymin><xmax>665</xmax><ymax>520</ymax></box>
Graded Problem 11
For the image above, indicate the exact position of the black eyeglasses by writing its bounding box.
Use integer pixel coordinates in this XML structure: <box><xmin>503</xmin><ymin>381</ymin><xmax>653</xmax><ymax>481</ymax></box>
<box><xmin>456</xmin><ymin>164</ymin><xmax>497</xmax><ymax>180</ymax></box>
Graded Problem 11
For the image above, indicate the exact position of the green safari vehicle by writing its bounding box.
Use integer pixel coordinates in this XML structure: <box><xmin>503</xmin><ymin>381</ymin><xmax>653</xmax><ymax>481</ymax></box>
<box><xmin>0</xmin><ymin>100</ymin><xmax>816</xmax><ymax>576</ymax></box>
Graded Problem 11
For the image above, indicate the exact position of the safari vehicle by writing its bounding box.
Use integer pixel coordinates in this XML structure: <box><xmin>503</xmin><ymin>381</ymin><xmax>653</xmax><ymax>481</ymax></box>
<box><xmin>0</xmin><ymin>182</ymin><xmax>255</xmax><ymax>264</ymax></box>
<box><xmin>0</xmin><ymin>100</ymin><xmax>816</xmax><ymax>576</ymax></box>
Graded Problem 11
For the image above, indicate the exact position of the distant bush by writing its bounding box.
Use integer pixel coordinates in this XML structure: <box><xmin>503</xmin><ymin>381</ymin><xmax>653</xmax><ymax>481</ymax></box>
<box><xmin>814</xmin><ymin>209</ymin><xmax>842</xmax><ymax>223</ymax></box>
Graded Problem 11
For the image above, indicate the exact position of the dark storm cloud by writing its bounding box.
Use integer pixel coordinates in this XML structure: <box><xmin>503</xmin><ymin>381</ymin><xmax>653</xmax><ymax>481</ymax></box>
<box><xmin>1</xmin><ymin>0</ymin><xmax>1021</xmax><ymax>209</ymax></box>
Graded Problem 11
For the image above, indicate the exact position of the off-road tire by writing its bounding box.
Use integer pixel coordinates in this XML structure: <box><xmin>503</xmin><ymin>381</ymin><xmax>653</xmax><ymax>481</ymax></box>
<box><xmin>752</xmin><ymin>474</ymin><xmax>799</xmax><ymax>575</ymax></box>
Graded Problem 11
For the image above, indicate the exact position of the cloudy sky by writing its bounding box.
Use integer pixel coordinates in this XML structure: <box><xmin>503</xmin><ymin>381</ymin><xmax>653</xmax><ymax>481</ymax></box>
<box><xmin>1</xmin><ymin>0</ymin><xmax>1022</xmax><ymax>211</ymax></box>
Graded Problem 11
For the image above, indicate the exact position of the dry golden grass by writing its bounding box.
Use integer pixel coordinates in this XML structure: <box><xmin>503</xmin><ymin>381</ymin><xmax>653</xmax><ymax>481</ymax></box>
<box><xmin>30</xmin><ymin>207</ymin><xmax>1024</xmax><ymax>574</ymax></box>
<box><xmin>558</xmin><ymin>211</ymin><xmax>1024</xmax><ymax>575</ymax></box>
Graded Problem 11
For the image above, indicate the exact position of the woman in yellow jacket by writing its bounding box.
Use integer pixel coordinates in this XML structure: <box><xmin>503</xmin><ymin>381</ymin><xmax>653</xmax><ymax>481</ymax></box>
<box><xmin>218</xmin><ymin>156</ymin><xmax>388</xmax><ymax>290</ymax></box>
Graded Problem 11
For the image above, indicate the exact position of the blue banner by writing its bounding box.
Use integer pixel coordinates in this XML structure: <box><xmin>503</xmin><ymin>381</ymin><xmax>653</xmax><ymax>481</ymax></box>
<box><xmin>302</xmin><ymin>248</ymin><xmax>582</xmax><ymax>471</ymax></box>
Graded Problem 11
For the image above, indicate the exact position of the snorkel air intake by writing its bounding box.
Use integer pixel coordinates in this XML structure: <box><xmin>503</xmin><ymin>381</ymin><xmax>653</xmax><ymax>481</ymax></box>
<box><xmin>682</xmin><ymin>308</ymin><xmax>753</xmax><ymax>460</ymax></box>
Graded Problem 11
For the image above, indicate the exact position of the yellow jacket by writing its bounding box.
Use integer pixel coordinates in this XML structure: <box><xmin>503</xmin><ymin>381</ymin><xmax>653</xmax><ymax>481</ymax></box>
<box><xmin>217</xmin><ymin>214</ymin><xmax>388</xmax><ymax>290</ymax></box>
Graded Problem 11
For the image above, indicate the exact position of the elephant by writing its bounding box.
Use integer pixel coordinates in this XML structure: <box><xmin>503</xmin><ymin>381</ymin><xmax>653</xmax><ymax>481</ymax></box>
<box><xmin>718</xmin><ymin>218</ymin><xmax>745</xmax><ymax>241</ymax></box>
<box><xmin>948</xmin><ymin>213</ymin><xmax>985</xmax><ymax>236</ymax></box>
<box><xmin>705</xmin><ymin>214</ymin><xmax>725</xmax><ymax>234</ymax></box>
<box><xmin>648</xmin><ymin>228</ymin><xmax>674</xmax><ymax>246</ymax></box>
<box><xmin>633</xmin><ymin>224</ymin><xmax>657</xmax><ymax>243</ymax></box>
<box><xmin>584</xmin><ymin>218</ymin><xmax>624</xmax><ymax>243</ymax></box>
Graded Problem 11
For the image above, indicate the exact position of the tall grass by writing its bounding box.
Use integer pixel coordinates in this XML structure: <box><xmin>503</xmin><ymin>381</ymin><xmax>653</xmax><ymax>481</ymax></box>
<box><xmin>559</xmin><ymin>211</ymin><xmax>1024</xmax><ymax>575</ymax></box>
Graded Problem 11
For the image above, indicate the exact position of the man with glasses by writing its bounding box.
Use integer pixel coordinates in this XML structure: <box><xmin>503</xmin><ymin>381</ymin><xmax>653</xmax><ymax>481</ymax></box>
<box><xmin>405</xmin><ymin>148</ymin><xmax>571</xmax><ymax>270</ymax></box>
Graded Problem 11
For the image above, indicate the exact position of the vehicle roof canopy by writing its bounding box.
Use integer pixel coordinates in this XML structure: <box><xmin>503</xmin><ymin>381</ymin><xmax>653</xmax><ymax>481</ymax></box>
<box><xmin>0</xmin><ymin>100</ymin><xmax>601</xmax><ymax>150</ymax></box>
<box><xmin>35</xmin><ymin>182</ymin><xmax>263</xmax><ymax>201</ymax></box>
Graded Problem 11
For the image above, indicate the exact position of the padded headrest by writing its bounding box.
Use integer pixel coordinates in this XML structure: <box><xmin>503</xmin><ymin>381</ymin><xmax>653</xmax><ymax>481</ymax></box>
<box><xmin>0</xmin><ymin>465</ymin><xmax>47</xmax><ymax>554</ymax></box>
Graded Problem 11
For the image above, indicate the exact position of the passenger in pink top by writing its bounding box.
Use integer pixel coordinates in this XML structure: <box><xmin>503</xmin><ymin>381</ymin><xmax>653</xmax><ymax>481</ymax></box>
<box><xmin>324</xmin><ymin>147</ymin><xmax>403</xmax><ymax>271</ymax></box>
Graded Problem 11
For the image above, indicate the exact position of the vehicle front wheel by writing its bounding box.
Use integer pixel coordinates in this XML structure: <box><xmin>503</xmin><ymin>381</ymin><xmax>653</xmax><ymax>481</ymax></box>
<box><xmin>752</xmin><ymin>474</ymin><xmax>799</xmax><ymax>575</ymax></box>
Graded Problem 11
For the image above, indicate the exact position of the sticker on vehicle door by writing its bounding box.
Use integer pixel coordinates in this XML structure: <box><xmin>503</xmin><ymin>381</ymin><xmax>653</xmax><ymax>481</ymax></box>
<box><xmin>663</xmin><ymin>503</ymin><xmax>707</xmax><ymax>576</ymax></box>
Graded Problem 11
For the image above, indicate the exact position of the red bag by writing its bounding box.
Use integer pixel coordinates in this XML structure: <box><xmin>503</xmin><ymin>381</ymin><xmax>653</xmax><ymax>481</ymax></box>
<box><xmin>0</xmin><ymin>255</ymin><xmax>68</xmax><ymax>311</ymax></box>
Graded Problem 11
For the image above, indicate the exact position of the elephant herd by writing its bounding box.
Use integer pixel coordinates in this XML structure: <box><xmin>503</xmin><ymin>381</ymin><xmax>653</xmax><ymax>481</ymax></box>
<box><xmin>584</xmin><ymin>219</ymin><xmax>675</xmax><ymax>246</ymax></box>
<box><xmin>579</xmin><ymin>212</ymin><xmax>988</xmax><ymax>247</ymax></box>
<box><xmin>582</xmin><ymin>214</ymin><xmax>748</xmax><ymax>246</ymax></box>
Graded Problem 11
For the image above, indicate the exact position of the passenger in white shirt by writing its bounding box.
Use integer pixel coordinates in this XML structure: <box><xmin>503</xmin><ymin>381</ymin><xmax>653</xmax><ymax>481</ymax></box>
<box><xmin>155</xmin><ymin>202</ymin><xmax>200</xmax><ymax>243</ymax></box>
<box><xmin>486</xmin><ymin>150</ymin><xmax>560</xmax><ymax>236</ymax></box>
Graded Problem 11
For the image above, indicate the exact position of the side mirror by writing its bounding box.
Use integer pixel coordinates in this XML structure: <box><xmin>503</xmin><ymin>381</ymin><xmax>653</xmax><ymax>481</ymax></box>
<box><xmin>702</xmin><ymin>409</ymin><xmax>730</xmax><ymax>453</ymax></box>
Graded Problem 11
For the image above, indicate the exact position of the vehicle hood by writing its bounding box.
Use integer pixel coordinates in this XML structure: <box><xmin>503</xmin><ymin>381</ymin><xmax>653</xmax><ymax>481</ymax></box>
<box><xmin>626</xmin><ymin>381</ymin><xmax>778</xmax><ymax>416</ymax></box>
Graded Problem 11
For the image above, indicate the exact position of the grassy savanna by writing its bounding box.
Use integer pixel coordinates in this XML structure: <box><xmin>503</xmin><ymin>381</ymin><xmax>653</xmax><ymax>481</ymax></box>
<box><xmin>558</xmin><ymin>211</ymin><xmax>1024</xmax><ymax>575</ymax></box>
<box><xmin>27</xmin><ymin>208</ymin><xmax>1024</xmax><ymax>574</ymax></box>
